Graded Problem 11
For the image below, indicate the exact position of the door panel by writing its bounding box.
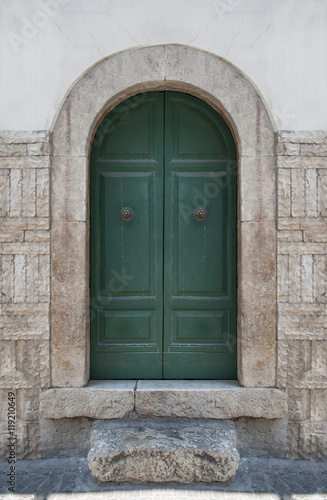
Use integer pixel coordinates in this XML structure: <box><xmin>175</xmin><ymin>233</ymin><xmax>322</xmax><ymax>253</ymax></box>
<box><xmin>100</xmin><ymin>171</ymin><xmax>153</xmax><ymax>294</ymax></box>
<box><xmin>163</xmin><ymin>92</ymin><xmax>237</xmax><ymax>379</ymax></box>
<box><xmin>174</xmin><ymin>171</ymin><xmax>225</xmax><ymax>293</ymax></box>
<box><xmin>90</xmin><ymin>91</ymin><xmax>237</xmax><ymax>379</ymax></box>
<box><xmin>90</xmin><ymin>93</ymin><xmax>164</xmax><ymax>379</ymax></box>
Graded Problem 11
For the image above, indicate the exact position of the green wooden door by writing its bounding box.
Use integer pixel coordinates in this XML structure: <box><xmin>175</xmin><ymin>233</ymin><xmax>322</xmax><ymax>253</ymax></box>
<box><xmin>90</xmin><ymin>92</ymin><xmax>237</xmax><ymax>379</ymax></box>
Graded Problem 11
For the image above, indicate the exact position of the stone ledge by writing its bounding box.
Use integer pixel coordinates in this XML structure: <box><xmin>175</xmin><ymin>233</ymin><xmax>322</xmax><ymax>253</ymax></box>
<box><xmin>135</xmin><ymin>380</ymin><xmax>288</xmax><ymax>419</ymax></box>
<box><xmin>39</xmin><ymin>381</ymin><xmax>136</xmax><ymax>419</ymax></box>
<box><xmin>40</xmin><ymin>380</ymin><xmax>287</xmax><ymax>420</ymax></box>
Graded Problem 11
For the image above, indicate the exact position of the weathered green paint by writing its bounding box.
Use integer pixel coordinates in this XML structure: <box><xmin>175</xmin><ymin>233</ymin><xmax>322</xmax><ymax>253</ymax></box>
<box><xmin>90</xmin><ymin>92</ymin><xmax>237</xmax><ymax>379</ymax></box>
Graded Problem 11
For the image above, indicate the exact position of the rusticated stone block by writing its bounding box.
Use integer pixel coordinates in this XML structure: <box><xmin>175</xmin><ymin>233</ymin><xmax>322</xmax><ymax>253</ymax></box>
<box><xmin>0</xmin><ymin>144</ymin><xmax>26</xmax><ymax>157</ymax></box>
<box><xmin>278</xmin><ymin>217</ymin><xmax>327</xmax><ymax>232</ymax></box>
<box><xmin>88</xmin><ymin>419</ymin><xmax>239</xmax><ymax>483</ymax></box>
<box><xmin>278</xmin><ymin>340</ymin><xmax>312</xmax><ymax>389</ymax></box>
<box><xmin>1</xmin><ymin>254</ymin><xmax>14</xmax><ymax>303</ymax></box>
<box><xmin>38</xmin><ymin>254</ymin><xmax>50</xmax><ymax>303</ymax></box>
<box><xmin>311</xmin><ymin>341</ymin><xmax>327</xmax><ymax>385</ymax></box>
<box><xmin>291</xmin><ymin>168</ymin><xmax>305</xmax><ymax>217</ymax></box>
<box><xmin>0</xmin><ymin>156</ymin><xmax>50</xmax><ymax>169</ymax></box>
<box><xmin>24</xmin><ymin>230</ymin><xmax>49</xmax><ymax>242</ymax></box>
<box><xmin>299</xmin><ymin>422</ymin><xmax>327</xmax><ymax>460</ymax></box>
<box><xmin>286</xmin><ymin>423</ymin><xmax>304</xmax><ymax>459</ymax></box>
<box><xmin>278</xmin><ymin>310</ymin><xmax>326</xmax><ymax>340</ymax></box>
<box><xmin>278</xmin><ymin>217</ymin><xmax>302</xmax><ymax>231</ymax></box>
<box><xmin>311</xmin><ymin>389</ymin><xmax>327</xmax><ymax>421</ymax></box>
<box><xmin>305</xmin><ymin>168</ymin><xmax>318</xmax><ymax>216</ymax></box>
<box><xmin>27</xmin><ymin>143</ymin><xmax>50</xmax><ymax>156</ymax></box>
<box><xmin>277</xmin><ymin>254</ymin><xmax>289</xmax><ymax>302</ymax></box>
<box><xmin>0</xmin><ymin>341</ymin><xmax>15</xmax><ymax>377</ymax></box>
<box><xmin>277</xmin><ymin>231</ymin><xmax>302</xmax><ymax>242</ymax></box>
<box><xmin>36</xmin><ymin>169</ymin><xmax>49</xmax><ymax>217</ymax></box>
<box><xmin>0</xmin><ymin>169</ymin><xmax>10</xmax><ymax>216</ymax></box>
<box><xmin>17</xmin><ymin>388</ymin><xmax>40</xmax><ymax>422</ymax></box>
<box><xmin>304</xmin><ymin>230</ymin><xmax>327</xmax><ymax>242</ymax></box>
<box><xmin>287</xmin><ymin>389</ymin><xmax>310</xmax><ymax>422</ymax></box>
<box><xmin>10</xmin><ymin>168</ymin><xmax>22</xmax><ymax>217</ymax></box>
<box><xmin>278</xmin><ymin>168</ymin><xmax>291</xmax><ymax>217</ymax></box>
<box><xmin>16</xmin><ymin>420</ymin><xmax>40</xmax><ymax>459</ymax></box>
<box><xmin>1</xmin><ymin>242</ymin><xmax>49</xmax><ymax>255</ymax></box>
<box><xmin>0</xmin><ymin>340</ymin><xmax>50</xmax><ymax>389</ymax></box>
<box><xmin>278</xmin><ymin>130</ymin><xmax>327</xmax><ymax>144</ymax></box>
<box><xmin>26</xmin><ymin>218</ymin><xmax>49</xmax><ymax>230</ymax></box>
<box><xmin>0</xmin><ymin>130</ymin><xmax>49</xmax><ymax>144</ymax></box>
<box><xmin>277</xmin><ymin>143</ymin><xmax>300</xmax><ymax>156</ymax></box>
<box><xmin>278</xmin><ymin>340</ymin><xmax>327</xmax><ymax>389</ymax></box>
<box><xmin>278</xmin><ymin>242</ymin><xmax>325</xmax><ymax>255</ymax></box>
<box><xmin>22</xmin><ymin>168</ymin><xmax>36</xmax><ymax>217</ymax></box>
<box><xmin>0</xmin><ymin>231</ymin><xmax>24</xmax><ymax>243</ymax></box>
<box><xmin>278</xmin><ymin>156</ymin><xmax>327</xmax><ymax>169</ymax></box>
<box><xmin>318</xmin><ymin>169</ymin><xmax>327</xmax><ymax>217</ymax></box>
<box><xmin>301</xmin><ymin>144</ymin><xmax>327</xmax><ymax>157</ymax></box>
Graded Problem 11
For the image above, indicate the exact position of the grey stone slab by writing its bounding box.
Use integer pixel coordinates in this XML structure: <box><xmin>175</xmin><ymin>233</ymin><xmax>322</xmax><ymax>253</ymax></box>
<box><xmin>135</xmin><ymin>380</ymin><xmax>287</xmax><ymax>419</ymax></box>
<box><xmin>39</xmin><ymin>381</ymin><xmax>136</xmax><ymax>419</ymax></box>
<box><xmin>88</xmin><ymin>418</ymin><xmax>239</xmax><ymax>483</ymax></box>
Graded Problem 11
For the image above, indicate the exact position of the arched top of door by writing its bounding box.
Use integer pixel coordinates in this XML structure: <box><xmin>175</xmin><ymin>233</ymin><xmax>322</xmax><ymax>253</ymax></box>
<box><xmin>51</xmin><ymin>44</ymin><xmax>275</xmax><ymax>160</ymax></box>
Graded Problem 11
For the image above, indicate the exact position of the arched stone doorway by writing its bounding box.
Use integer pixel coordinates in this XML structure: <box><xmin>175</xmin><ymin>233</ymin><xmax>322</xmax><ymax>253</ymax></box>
<box><xmin>50</xmin><ymin>45</ymin><xmax>276</xmax><ymax>388</ymax></box>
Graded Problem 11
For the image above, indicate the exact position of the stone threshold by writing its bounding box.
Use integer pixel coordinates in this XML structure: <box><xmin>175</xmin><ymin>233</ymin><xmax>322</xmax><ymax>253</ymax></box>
<box><xmin>40</xmin><ymin>380</ymin><xmax>287</xmax><ymax>420</ymax></box>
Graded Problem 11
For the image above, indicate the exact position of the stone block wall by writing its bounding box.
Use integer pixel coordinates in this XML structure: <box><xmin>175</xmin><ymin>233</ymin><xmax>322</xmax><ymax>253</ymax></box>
<box><xmin>277</xmin><ymin>131</ymin><xmax>327</xmax><ymax>459</ymax></box>
<box><xmin>0</xmin><ymin>131</ymin><xmax>50</xmax><ymax>459</ymax></box>
<box><xmin>0</xmin><ymin>129</ymin><xmax>326</xmax><ymax>460</ymax></box>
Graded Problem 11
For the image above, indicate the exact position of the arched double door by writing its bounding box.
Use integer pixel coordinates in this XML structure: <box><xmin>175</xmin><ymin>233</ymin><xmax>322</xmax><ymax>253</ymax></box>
<box><xmin>90</xmin><ymin>92</ymin><xmax>237</xmax><ymax>379</ymax></box>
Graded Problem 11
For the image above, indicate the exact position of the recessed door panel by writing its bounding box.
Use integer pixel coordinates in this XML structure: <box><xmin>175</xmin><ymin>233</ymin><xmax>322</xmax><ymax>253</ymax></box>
<box><xmin>97</xmin><ymin>309</ymin><xmax>156</xmax><ymax>344</ymax></box>
<box><xmin>90</xmin><ymin>91</ymin><xmax>237</xmax><ymax>379</ymax></box>
<box><xmin>174</xmin><ymin>171</ymin><xmax>226</xmax><ymax>294</ymax></box>
<box><xmin>100</xmin><ymin>171</ymin><xmax>153</xmax><ymax>294</ymax></box>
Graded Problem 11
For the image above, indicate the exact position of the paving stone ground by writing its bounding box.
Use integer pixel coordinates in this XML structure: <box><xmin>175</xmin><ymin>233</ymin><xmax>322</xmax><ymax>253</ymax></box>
<box><xmin>0</xmin><ymin>457</ymin><xmax>326</xmax><ymax>500</ymax></box>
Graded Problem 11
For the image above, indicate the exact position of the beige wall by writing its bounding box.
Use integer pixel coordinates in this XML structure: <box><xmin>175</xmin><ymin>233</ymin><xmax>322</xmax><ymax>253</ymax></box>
<box><xmin>1</xmin><ymin>0</ymin><xmax>327</xmax><ymax>131</ymax></box>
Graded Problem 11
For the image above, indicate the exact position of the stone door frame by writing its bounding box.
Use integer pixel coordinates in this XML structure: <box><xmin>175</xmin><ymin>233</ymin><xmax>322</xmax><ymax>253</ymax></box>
<box><xmin>50</xmin><ymin>44</ymin><xmax>277</xmax><ymax>388</ymax></box>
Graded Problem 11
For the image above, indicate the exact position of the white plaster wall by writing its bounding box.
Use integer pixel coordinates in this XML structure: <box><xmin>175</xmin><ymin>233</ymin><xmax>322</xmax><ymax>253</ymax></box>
<box><xmin>0</xmin><ymin>0</ymin><xmax>326</xmax><ymax>131</ymax></box>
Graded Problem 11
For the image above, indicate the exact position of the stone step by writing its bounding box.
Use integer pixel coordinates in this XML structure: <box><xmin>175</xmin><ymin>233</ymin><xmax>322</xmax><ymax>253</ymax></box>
<box><xmin>87</xmin><ymin>418</ymin><xmax>240</xmax><ymax>483</ymax></box>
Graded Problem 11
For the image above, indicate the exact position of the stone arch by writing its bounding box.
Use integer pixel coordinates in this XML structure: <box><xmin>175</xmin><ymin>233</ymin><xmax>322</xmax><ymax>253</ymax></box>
<box><xmin>50</xmin><ymin>44</ymin><xmax>276</xmax><ymax>388</ymax></box>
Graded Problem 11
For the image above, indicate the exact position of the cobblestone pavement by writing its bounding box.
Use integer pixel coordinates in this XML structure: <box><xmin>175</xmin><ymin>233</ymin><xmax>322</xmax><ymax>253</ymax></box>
<box><xmin>0</xmin><ymin>457</ymin><xmax>326</xmax><ymax>500</ymax></box>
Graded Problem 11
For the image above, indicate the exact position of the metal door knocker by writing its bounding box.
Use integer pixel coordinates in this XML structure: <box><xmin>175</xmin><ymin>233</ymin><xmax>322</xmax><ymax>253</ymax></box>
<box><xmin>193</xmin><ymin>207</ymin><xmax>208</xmax><ymax>221</ymax></box>
<box><xmin>120</xmin><ymin>207</ymin><xmax>134</xmax><ymax>222</ymax></box>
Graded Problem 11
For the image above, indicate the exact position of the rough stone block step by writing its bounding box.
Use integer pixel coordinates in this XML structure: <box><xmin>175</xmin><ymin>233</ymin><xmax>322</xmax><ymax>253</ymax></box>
<box><xmin>88</xmin><ymin>418</ymin><xmax>240</xmax><ymax>483</ymax></box>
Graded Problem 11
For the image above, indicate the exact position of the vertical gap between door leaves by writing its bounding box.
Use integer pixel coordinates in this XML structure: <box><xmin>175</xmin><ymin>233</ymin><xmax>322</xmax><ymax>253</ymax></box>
<box><xmin>162</xmin><ymin>91</ymin><xmax>166</xmax><ymax>379</ymax></box>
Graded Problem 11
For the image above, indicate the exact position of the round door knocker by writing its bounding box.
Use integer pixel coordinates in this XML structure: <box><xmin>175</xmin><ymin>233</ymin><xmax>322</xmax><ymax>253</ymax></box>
<box><xmin>193</xmin><ymin>207</ymin><xmax>208</xmax><ymax>222</ymax></box>
<box><xmin>119</xmin><ymin>207</ymin><xmax>134</xmax><ymax>222</ymax></box>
